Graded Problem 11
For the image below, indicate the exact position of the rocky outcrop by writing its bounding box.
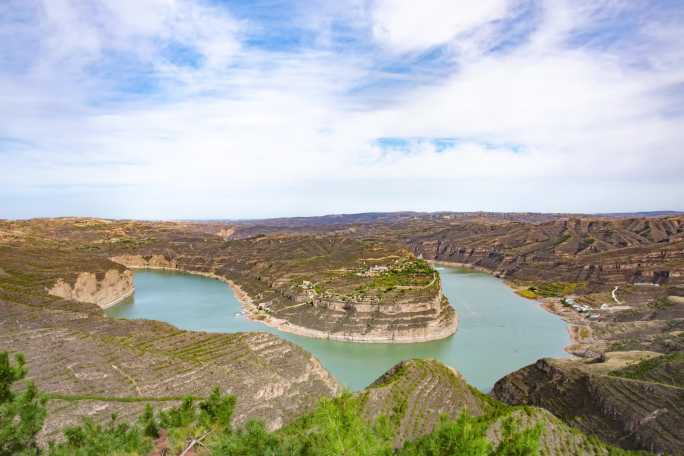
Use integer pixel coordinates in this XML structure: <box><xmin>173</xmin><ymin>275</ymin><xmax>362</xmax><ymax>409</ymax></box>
<box><xmin>491</xmin><ymin>356</ymin><xmax>684</xmax><ymax>454</ymax></box>
<box><xmin>267</xmin><ymin>292</ymin><xmax>458</xmax><ymax>343</ymax></box>
<box><xmin>48</xmin><ymin>269</ymin><xmax>134</xmax><ymax>309</ymax></box>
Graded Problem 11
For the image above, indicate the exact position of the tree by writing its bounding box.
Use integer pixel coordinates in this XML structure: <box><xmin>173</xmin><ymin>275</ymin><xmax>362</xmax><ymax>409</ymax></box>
<box><xmin>0</xmin><ymin>352</ymin><xmax>47</xmax><ymax>456</ymax></box>
<box><xmin>398</xmin><ymin>412</ymin><xmax>541</xmax><ymax>456</ymax></box>
<box><xmin>139</xmin><ymin>404</ymin><xmax>159</xmax><ymax>439</ymax></box>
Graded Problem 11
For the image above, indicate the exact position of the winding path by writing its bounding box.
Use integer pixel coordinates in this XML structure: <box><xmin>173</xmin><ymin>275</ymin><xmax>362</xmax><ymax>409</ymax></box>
<box><xmin>612</xmin><ymin>286</ymin><xmax>622</xmax><ymax>305</ymax></box>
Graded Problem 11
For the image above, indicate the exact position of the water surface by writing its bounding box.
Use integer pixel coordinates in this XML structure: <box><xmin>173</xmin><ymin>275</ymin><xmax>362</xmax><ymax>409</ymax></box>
<box><xmin>107</xmin><ymin>267</ymin><xmax>568</xmax><ymax>391</ymax></box>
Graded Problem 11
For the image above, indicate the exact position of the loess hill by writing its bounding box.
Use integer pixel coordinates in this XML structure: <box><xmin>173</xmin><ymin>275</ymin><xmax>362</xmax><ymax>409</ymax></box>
<box><xmin>226</xmin><ymin>211</ymin><xmax>684</xmax><ymax>454</ymax></box>
<box><xmin>230</xmin><ymin>212</ymin><xmax>684</xmax><ymax>356</ymax></box>
<box><xmin>2</xmin><ymin>213</ymin><xmax>684</xmax><ymax>454</ymax></box>
<box><xmin>0</xmin><ymin>217</ymin><xmax>453</xmax><ymax>442</ymax></box>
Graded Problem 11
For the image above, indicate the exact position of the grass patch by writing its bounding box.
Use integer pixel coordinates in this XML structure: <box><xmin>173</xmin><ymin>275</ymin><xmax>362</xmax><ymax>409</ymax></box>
<box><xmin>519</xmin><ymin>281</ymin><xmax>585</xmax><ymax>299</ymax></box>
<box><xmin>516</xmin><ymin>289</ymin><xmax>539</xmax><ymax>300</ymax></box>
<box><xmin>609</xmin><ymin>352</ymin><xmax>684</xmax><ymax>387</ymax></box>
<box><xmin>650</xmin><ymin>296</ymin><xmax>673</xmax><ymax>310</ymax></box>
<box><xmin>355</xmin><ymin>259</ymin><xmax>436</xmax><ymax>294</ymax></box>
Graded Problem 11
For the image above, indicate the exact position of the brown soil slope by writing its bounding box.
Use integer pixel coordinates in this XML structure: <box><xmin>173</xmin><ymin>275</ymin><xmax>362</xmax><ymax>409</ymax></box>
<box><xmin>360</xmin><ymin>359</ymin><xmax>647</xmax><ymax>454</ymax></box>
<box><xmin>491</xmin><ymin>355</ymin><xmax>684</xmax><ymax>454</ymax></box>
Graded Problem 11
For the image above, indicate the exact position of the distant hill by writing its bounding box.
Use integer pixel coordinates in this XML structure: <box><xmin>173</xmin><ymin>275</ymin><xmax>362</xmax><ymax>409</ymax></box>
<box><xmin>212</xmin><ymin>210</ymin><xmax>684</xmax><ymax>229</ymax></box>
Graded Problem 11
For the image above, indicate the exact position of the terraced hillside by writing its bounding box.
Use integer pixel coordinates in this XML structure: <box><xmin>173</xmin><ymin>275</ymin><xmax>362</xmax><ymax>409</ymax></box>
<box><xmin>0</xmin><ymin>220</ymin><xmax>348</xmax><ymax>442</ymax></box>
<box><xmin>0</xmin><ymin>217</ymin><xmax>458</xmax><ymax>441</ymax></box>
<box><xmin>2</xmin><ymin>303</ymin><xmax>339</xmax><ymax>443</ymax></box>
<box><xmin>0</xmin><ymin>218</ymin><xmax>456</xmax><ymax>342</ymax></box>
<box><xmin>491</xmin><ymin>354</ymin><xmax>684</xmax><ymax>454</ymax></box>
<box><xmin>360</xmin><ymin>359</ymin><xmax>648</xmax><ymax>454</ymax></box>
<box><xmin>227</xmin><ymin>212</ymin><xmax>684</xmax><ymax>290</ymax></box>
<box><xmin>404</xmin><ymin>217</ymin><xmax>684</xmax><ymax>288</ymax></box>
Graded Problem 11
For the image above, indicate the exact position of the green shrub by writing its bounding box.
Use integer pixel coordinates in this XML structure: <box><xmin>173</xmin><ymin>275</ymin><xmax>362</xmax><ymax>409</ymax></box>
<box><xmin>199</xmin><ymin>386</ymin><xmax>236</xmax><ymax>428</ymax></box>
<box><xmin>139</xmin><ymin>404</ymin><xmax>159</xmax><ymax>438</ymax></box>
<box><xmin>48</xmin><ymin>416</ymin><xmax>152</xmax><ymax>456</ymax></box>
<box><xmin>211</xmin><ymin>420</ymin><xmax>282</xmax><ymax>456</ymax></box>
<box><xmin>0</xmin><ymin>352</ymin><xmax>47</xmax><ymax>456</ymax></box>
<box><xmin>397</xmin><ymin>413</ymin><xmax>541</xmax><ymax>456</ymax></box>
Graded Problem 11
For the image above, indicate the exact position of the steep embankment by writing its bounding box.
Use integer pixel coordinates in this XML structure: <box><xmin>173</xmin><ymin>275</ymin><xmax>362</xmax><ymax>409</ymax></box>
<box><xmin>491</xmin><ymin>354</ymin><xmax>684</xmax><ymax>454</ymax></box>
<box><xmin>48</xmin><ymin>268</ymin><xmax>134</xmax><ymax>309</ymax></box>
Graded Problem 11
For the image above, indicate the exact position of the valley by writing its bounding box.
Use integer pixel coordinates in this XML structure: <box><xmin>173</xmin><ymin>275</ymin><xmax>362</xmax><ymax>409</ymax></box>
<box><xmin>1</xmin><ymin>212</ymin><xmax>683</xmax><ymax>454</ymax></box>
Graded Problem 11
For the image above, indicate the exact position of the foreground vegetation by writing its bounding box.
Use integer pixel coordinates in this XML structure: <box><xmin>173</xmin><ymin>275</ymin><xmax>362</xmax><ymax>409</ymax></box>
<box><xmin>3</xmin><ymin>351</ymin><xmax>653</xmax><ymax>455</ymax></box>
<box><xmin>2</xmin><ymin>351</ymin><xmax>543</xmax><ymax>455</ymax></box>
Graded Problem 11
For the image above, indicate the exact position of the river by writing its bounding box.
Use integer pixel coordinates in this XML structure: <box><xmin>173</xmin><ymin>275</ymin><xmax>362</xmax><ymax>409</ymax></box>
<box><xmin>106</xmin><ymin>266</ymin><xmax>568</xmax><ymax>391</ymax></box>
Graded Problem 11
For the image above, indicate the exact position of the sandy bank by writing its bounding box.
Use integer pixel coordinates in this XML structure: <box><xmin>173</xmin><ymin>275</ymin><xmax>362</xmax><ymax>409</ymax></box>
<box><xmin>99</xmin><ymin>287</ymin><xmax>135</xmax><ymax>309</ymax></box>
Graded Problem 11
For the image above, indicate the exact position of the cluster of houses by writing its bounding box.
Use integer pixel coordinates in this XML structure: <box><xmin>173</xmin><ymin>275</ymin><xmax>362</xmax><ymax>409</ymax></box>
<box><xmin>564</xmin><ymin>297</ymin><xmax>601</xmax><ymax>320</ymax></box>
<box><xmin>255</xmin><ymin>301</ymin><xmax>272</xmax><ymax>313</ymax></box>
<box><xmin>356</xmin><ymin>264</ymin><xmax>390</xmax><ymax>277</ymax></box>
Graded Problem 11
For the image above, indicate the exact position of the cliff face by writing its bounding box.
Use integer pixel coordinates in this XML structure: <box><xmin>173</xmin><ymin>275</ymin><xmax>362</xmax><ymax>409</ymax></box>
<box><xmin>48</xmin><ymin>269</ymin><xmax>134</xmax><ymax>309</ymax></box>
<box><xmin>271</xmin><ymin>290</ymin><xmax>458</xmax><ymax>343</ymax></box>
<box><xmin>491</xmin><ymin>356</ymin><xmax>684</xmax><ymax>454</ymax></box>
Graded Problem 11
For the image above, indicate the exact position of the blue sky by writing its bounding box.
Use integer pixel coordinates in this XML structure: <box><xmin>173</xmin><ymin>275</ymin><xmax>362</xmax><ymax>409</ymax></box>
<box><xmin>1</xmin><ymin>0</ymin><xmax>683</xmax><ymax>219</ymax></box>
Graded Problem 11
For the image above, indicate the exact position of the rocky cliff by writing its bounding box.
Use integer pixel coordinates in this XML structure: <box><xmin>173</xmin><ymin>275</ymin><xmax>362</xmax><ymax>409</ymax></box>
<box><xmin>270</xmin><ymin>289</ymin><xmax>457</xmax><ymax>343</ymax></box>
<box><xmin>48</xmin><ymin>268</ymin><xmax>134</xmax><ymax>309</ymax></box>
<box><xmin>491</xmin><ymin>354</ymin><xmax>684</xmax><ymax>454</ymax></box>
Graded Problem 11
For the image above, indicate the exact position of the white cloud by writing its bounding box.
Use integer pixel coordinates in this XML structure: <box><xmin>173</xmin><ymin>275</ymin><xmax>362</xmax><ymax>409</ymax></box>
<box><xmin>1</xmin><ymin>0</ymin><xmax>683</xmax><ymax>218</ymax></box>
<box><xmin>371</xmin><ymin>0</ymin><xmax>510</xmax><ymax>53</ymax></box>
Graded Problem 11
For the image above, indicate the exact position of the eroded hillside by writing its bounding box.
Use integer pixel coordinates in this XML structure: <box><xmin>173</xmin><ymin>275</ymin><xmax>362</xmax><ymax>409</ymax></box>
<box><xmin>491</xmin><ymin>353</ymin><xmax>684</xmax><ymax>454</ymax></box>
<box><xmin>2</xmin><ymin>214</ymin><xmax>682</xmax><ymax>453</ymax></box>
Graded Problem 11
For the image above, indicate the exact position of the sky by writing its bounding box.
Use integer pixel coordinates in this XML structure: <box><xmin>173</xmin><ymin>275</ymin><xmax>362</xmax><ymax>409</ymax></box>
<box><xmin>1</xmin><ymin>0</ymin><xmax>683</xmax><ymax>219</ymax></box>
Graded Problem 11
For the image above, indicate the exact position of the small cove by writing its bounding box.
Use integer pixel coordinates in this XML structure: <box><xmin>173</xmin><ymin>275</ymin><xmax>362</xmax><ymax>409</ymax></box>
<box><xmin>106</xmin><ymin>266</ymin><xmax>569</xmax><ymax>391</ymax></box>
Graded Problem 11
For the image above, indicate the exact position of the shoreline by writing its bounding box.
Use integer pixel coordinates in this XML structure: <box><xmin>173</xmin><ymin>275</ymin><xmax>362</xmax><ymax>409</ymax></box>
<box><xmin>263</xmin><ymin>312</ymin><xmax>459</xmax><ymax>344</ymax></box>
<box><xmin>119</xmin><ymin>265</ymin><xmax>458</xmax><ymax>344</ymax></box>
<box><xmin>98</xmin><ymin>287</ymin><xmax>135</xmax><ymax>310</ymax></box>
<box><xmin>429</xmin><ymin>260</ymin><xmax>585</xmax><ymax>356</ymax></box>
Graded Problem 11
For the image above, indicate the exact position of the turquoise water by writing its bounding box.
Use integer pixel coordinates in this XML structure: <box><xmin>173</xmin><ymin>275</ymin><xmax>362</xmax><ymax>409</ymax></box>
<box><xmin>106</xmin><ymin>267</ymin><xmax>568</xmax><ymax>392</ymax></box>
